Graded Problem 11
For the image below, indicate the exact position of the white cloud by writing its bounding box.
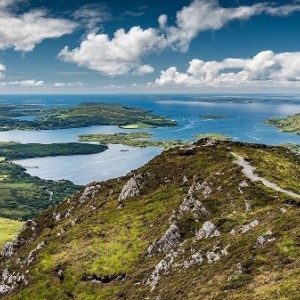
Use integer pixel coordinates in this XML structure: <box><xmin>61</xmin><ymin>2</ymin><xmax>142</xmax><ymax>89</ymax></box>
<box><xmin>8</xmin><ymin>79</ymin><xmax>44</xmax><ymax>87</ymax></box>
<box><xmin>134</xmin><ymin>65</ymin><xmax>154</xmax><ymax>75</ymax></box>
<box><xmin>73</xmin><ymin>4</ymin><xmax>111</xmax><ymax>30</ymax></box>
<box><xmin>54</xmin><ymin>81</ymin><xmax>84</xmax><ymax>87</ymax></box>
<box><xmin>164</xmin><ymin>0</ymin><xmax>300</xmax><ymax>52</ymax></box>
<box><xmin>0</xmin><ymin>2</ymin><xmax>77</xmax><ymax>52</ymax></box>
<box><xmin>0</xmin><ymin>63</ymin><xmax>6</xmax><ymax>79</ymax></box>
<box><xmin>59</xmin><ymin>0</ymin><xmax>300</xmax><ymax>76</ymax></box>
<box><xmin>155</xmin><ymin>51</ymin><xmax>300</xmax><ymax>88</ymax></box>
<box><xmin>59</xmin><ymin>27</ymin><xmax>163</xmax><ymax>76</ymax></box>
<box><xmin>264</xmin><ymin>3</ymin><xmax>300</xmax><ymax>16</ymax></box>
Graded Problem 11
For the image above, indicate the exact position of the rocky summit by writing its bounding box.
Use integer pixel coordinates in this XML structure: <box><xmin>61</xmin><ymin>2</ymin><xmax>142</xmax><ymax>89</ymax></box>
<box><xmin>0</xmin><ymin>139</ymin><xmax>299</xmax><ymax>300</ymax></box>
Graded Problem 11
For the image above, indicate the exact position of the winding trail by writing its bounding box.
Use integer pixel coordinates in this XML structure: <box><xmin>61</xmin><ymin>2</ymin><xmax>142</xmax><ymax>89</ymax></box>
<box><xmin>231</xmin><ymin>152</ymin><xmax>300</xmax><ymax>200</ymax></box>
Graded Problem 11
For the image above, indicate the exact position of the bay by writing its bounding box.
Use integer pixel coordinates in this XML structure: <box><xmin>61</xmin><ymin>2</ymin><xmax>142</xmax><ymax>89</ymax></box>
<box><xmin>0</xmin><ymin>94</ymin><xmax>299</xmax><ymax>184</ymax></box>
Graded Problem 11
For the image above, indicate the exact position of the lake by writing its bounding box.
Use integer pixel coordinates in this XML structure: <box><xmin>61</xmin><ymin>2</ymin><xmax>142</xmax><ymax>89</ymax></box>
<box><xmin>0</xmin><ymin>94</ymin><xmax>299</xmax><ymax>184</ymax></box>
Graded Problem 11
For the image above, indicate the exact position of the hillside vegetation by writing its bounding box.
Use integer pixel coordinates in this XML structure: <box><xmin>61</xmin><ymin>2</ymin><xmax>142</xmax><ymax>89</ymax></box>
<box><xmin>0</xmin><ymin>140</ymin><xmax>299</xmax><ymax>299</ymax></box>
<box><xmin>0</xmin><ymin>218</ymin><xmax>23</xmax><ymax>250</ymax></box>
<box><xmin>0</xmin><ymin>160</ymin><xmax>80</xmax><ymax>220</ymax></box>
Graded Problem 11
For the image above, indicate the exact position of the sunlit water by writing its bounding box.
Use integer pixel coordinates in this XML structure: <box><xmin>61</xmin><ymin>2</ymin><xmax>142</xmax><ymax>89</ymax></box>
<box><xmin>0</xmin><ymin>94</ymin><xmax>299</xmax><ymax>184</ymax></box>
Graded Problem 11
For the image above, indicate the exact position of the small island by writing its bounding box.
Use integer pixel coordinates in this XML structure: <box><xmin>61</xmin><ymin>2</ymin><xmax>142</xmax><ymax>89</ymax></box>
<box><xmin>266</xmin><ymin>113</ymin><xmax>300</xmax><ymax>135</ymax></box>
<box><xmin>199</xmin><ymin>114</ymin><xmax>231</xmax><ymax>120</ymax></box>
<box><xmin>0</xmin><ymin>102</ymin><xmax>177</xmax><ymax>131</ymax></box>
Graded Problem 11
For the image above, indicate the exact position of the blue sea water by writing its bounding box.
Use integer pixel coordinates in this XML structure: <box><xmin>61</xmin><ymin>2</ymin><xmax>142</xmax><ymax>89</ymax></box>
<box><xmin>0</xmin><ymin>94</ymin><xmax>299</xmax><ymax>184</ymax></box>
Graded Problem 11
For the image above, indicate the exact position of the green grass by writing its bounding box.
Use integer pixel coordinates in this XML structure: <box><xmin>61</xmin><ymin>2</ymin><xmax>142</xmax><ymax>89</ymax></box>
<box><xmin>2</xmin><ymin>140</ymin><xmax>300</xmax><ymax>300</ymax></box>
<box><xmin>0</xmin><ymin>217</ymin><xmax>23</xmax><ymax>249</ymax></box>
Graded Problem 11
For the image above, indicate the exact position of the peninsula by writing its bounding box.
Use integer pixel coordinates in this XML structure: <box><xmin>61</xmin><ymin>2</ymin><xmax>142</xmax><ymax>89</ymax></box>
<box><xmin>266</xmin><ymin>113</ymin><xmax>300</xmax><ymax>135</ymax></box>
<box><xmin>0</xmin><ymin>102</ymin><xmax>177</xmax><ymax>131</ymax></box>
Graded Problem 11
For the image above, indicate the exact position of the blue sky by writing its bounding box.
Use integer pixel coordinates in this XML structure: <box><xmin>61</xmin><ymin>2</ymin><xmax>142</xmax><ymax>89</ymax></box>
<box><xmin>0</xmin><ymin>0</ymin><xmax>300</xmax><ymax>93</ymax></box>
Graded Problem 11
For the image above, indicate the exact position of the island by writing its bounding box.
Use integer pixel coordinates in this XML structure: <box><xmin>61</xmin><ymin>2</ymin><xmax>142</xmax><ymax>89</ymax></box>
<box><xmin>266</xmin><ymin>113</ymin><xmax>300</xmax><ymax>135</ymax></box>
<box><xmin>78</xmin><ymin>132</ymin><xmax>231</xmax><ymax>149</ymax></box>
<box><xmin>199</xmin><ymin>114</ymin><xmax>231</xmax><ymax>119</ymax></box>
<box><xmin>0</xmin><ymin>102</ymin><xmax>177</xmax><ymax>131</ymax></box>
<box><xmin>0</xmin><ymin>142</ymin><xmax>108</xmax><ymax>160</ymax></box>
<box><xmin>78</xmin><ymin>132</ymin><xmax>191</xmax><ymax>149</ymax></box>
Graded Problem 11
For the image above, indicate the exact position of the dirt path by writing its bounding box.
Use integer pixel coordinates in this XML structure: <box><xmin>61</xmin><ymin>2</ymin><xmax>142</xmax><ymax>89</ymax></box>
<box><xmin>232</xmin><ymin>152</ymin><xmax>300</xmax><ymax>200</ymax></box>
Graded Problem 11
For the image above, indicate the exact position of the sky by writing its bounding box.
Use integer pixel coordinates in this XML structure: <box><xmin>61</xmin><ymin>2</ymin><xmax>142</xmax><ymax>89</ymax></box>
<box><xmin>0</xmin><ymin>0</ymin><xmax>300</xmax><ymax>94</ymax></box>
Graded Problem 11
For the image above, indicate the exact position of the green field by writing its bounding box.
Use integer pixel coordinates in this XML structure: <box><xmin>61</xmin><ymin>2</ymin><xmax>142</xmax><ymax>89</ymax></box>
<box><xmin>0</xmin><ymin>217</ymin><xmax>23</xmax><ymax>249</ymax></box>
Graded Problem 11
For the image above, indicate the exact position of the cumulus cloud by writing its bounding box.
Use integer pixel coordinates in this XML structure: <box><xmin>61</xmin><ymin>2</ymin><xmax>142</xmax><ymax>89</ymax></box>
<box><xmin>0</xmin><ymin>1</ymin><xmax>77</xmax><ymax>52</ymax></box>
<box><xmin>59</xmin><ymin>27</ymin><xmax>162</xmax><ymax>76</ymax></box>
<box><xmin>155</xmin><ymin>51</ymin><xmax>300</xmax><ymax>88</ymax></box>
<box><xmin>7</xmin><ymin>79</ymin><xmax>44</xmax><ymax>87</ymax></box>
<box><xmin>0</xmin><ymin>63</ymin><xmax>6</xmax><ymax>79</ymax></box>
<box><xmin>59</xmin><ymin>0</ymin><xmax>300</xmax><ymax>76</ymax></box>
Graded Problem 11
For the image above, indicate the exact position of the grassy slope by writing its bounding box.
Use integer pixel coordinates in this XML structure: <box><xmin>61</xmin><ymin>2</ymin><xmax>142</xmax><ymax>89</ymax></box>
<box><xmin>1</xmin><ymin>140</ymin><xmax>300</xmax><ymax>300</ymax></box>
<box><xmin>0</xmin><ymin>217</ymin><xmax>23</xmax><ymax>249</ymax></box>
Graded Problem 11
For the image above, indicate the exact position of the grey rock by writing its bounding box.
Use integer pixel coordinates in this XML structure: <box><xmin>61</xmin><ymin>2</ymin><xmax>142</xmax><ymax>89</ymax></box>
<box><xmin>1</xmin><ymin>241</ymin><xmax>15</xmax><ymax>258</ymax></box>
<box><xmin>118</xmin><ymin>174</ymin><xmax>142</xmax><ymax>202</ymax></box>
<box><xmin>206</xmin><ymin>251</ymin><xmax>221</xmax><ymax>263</ymax></box>
<box><xmin>148</xmin><ymin>224</ymin><xmax>181</xmax><ymax>256</ymax></box>
<box><xmin>183</xmin><ymin>252</ymin><xmax>203</xmax><ymax>269</ymax></box>
<box><xmin>79</xmin><ymin>184</ymin><xmax>101</xmax><ymax>204</ymax></box>
<box><xmin>254</xmin><ymin>230</ymin><xmax>275</xmax><ymax>248</ymax></box>
<box><xmin>179</xmin><ymin>184</ymin><xmax>209</xmax><ymax>217</ymax></box>
<box><xmin>195</xmin><ymin>221</ymin><xmax>220</xmax><ymax>240</ymax></box>
<box><xmin>0</xmin><ymin>284</ymin><xmax>11</xmax><ymax>295</ymax></box>
<box><xmin>53</xmin><ymin>212</ymin><xmax>61</xmax><ymax>221</ymax></box>
<box><xmin>240</xmin><ymin>220</ymin><xmax>259</xmax><ymax>234</ymax></box>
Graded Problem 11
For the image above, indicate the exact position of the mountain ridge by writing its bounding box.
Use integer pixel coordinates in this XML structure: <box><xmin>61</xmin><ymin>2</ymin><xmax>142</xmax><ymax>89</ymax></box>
<box><xmin>1</xmin><ymin>139</ymin><xmax>299</xmax><ymax>300</ymax></box>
